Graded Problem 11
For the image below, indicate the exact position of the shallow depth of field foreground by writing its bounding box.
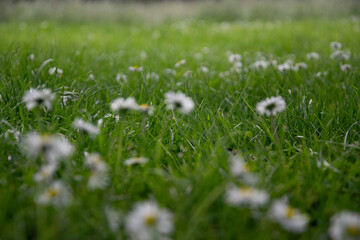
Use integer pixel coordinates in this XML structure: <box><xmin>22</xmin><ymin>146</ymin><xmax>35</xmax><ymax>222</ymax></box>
<box><xmin>0</xmin><ymin>1</ymin><xmax>360</xmax><ymax>239</ymax></box>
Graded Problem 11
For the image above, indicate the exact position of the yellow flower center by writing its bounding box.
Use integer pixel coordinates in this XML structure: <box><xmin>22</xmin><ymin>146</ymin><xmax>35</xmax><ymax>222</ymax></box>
<box><xmin>139</xmin><ymin>104</ymin><xmax>149</xmax><ymax>109</ymax></box>
<box><xmin>144</xmin><ymin>215</ymin><xmax>157</xmax><ymax>226</ymax></box>
<box><xmin>48</xmin><ymin>188</ymin><xmax>58</xmax><ymax>198</ymax></box>
<box><xmin>240</xmin><ymin>186</ymin><xmax>252</xmax><ymax>196</ymax></box>
<box><xmin>286</xmin><ymin>207</ymin><xmax>295</xmax><ymax>218</ymax></box>
<box><xmin>134</xmin><ymin>65</ymin><xmax>139</xmax><ymax>69</ymax></box>
<box><xmin>346</xmin><ymin>225</ymin><xmax>360</xmax><ymax>236</ymax></box>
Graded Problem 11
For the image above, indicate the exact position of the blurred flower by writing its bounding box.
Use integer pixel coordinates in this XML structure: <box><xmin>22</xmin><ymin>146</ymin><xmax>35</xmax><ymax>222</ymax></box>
<box><xmin>36</xmin><ymin>180</ymin><xmax>72</xmax><ymax>207</ymax></box>
<box><xmin>225</xmin><ymin>184</ymin><xmax>269</xmax><ymax>208</ymax></box>
<box><xmin>164</xmin><ymin>68</ymin><xmax>176</xmax><ymax>76</ymax></box>
<box><xmin>110</xmin><ymin>97</ymin><xmax>139</xmax><ymax>112</ymax></box>
<box><xmin>175</xmin><ymin>59</ymin><xmax>186</xmax><ymax>68</ymax></box>
<box><xmin>330</xmin><ymin>41</ymin><xmax>342</xmax><ymax>49</ymax></box>
<box><xmin>340</xmin><ymin>64</ymin><xmax>352</xmax><ymax>72</ymax></box>
<box><xmin>145</xmin><ymin>72</ymin><xmax>160</xmax><ymax>81</ymax></box>
<box><xmin>33</xmin><ymin>162</ymin><xmax>58</xmax><ymax>183</ymax></box>
<box><xmin>85</xmin><ymin>153</ymin><xmax>109</xmax><ymax>190</ymax></box>
<box><xmin>138</xmin><ymin>104</ymin><xmax>154</xmax><ymax>115</ymax></box>
<box><xmin>256</xmin><ymin>96</ymin><xmax>286</xmax><ymax>116</ymax></box>
<box><xmin>73</xmin><ymin>118</ymin><xmax>100</xmax><ymax>137</ymax></box>
<box><xmin>116</xmin><ymin>73</ymin><xmax>128</xmax><ymax>83</ymax></box>
<box><xmin>28</xmin><ymin>54</ymin><xmax>35</xmax><ymax>61</ymax></box>
<box><xmin>293</xmin><ymin>62</ymin><xmax>308</xmax><ymax>71</ymax></box>
<box><xmin>124</xmin><ymin>157</ymin><xmax>148</xmax><ymax>166</ymax></box>
<box><xmin>183</xmin><ymin>70</ymin><xmax>193</xmax><ymax>78</ymax></box>
<box><xmin>329</xmin><ymin>211</ymin><xmax>360</xmax><ymax>240</ymax></box>
<box><xmin>105</xmin><ymin>206</ymin><xmax>122</xmax><ymax>233</ymax></box>
<box><xmin>278</xmin><ymin>62</ymin><xmax>292</xmax><ymax>72</ymax></box>
<box><xmin>49</xmin><ymin>67</ymin><xmax>63</xmax><ymax>76</ymax></box>
<box><xmin>165</xmin><ymin>91</ymin><xmax>194</xmax><ymax>114</ymax></box>
<box><xmin>22</xmin><ymin>132</ymin><xmax>73</xmax><ymax>162</ymax></box>
<box><xmin>268</xmin><ymin>198</ymin><xmax>309</xmax><ymax>233</ymax></box>
<box><xmin>199</xmin><ymin>66</ymin><xmax>209</xmax><ymax>73</ymax></box>
<box><xmin>129</xmin><ymin>65</ymin><xmax>143</xmax><ymax>72</ymax></box>
<box><xmin>252</xmin><ymin>60</ymin><xmax>269</xmax><ymax>69</ymax></box>
<box><xmin>331</xmin><ymin>51</ymin><xmax>350</xmax><ymax>61</ymax></box>
<box><xmin>126</xmin><ymin>201</ymin><xmax>174</xmax><ymax>240</ymax></box>
<box><xmin>231</xmin><ymin>62</ymin><xmax>242</xmax><ymax>73</ymax></box>
<box><xmin>228</xmin><ymin>54</ymin><xmax>242</xmax><ymax>63</ymax></box>
<box><xmin>306</xmin><ymin>52</ymin><xmax>320</xmax><ymax>60</ymax></box>
<box><xmin>229</xmin><ymin>155</ymin><xmax>258</xmax><ymax>184</ymax></box>
<box><xmin>22</xmin><ymin>88</ymin><xmax>55</xmax><ymax>110</ymax></box>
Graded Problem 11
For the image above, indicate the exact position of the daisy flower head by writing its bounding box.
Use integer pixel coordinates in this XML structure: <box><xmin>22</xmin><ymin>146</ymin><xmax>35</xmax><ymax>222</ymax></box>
<box><xmin>22</xmin><ymin>88</ymin><xmax>55</xmax><ymax>111</ymax></box>
<box><xmin>228</xmin><ymin>53</ymin><xmax>242</xmax><ymax>63</ymax></box>
<box><xmin>72</xmin><ymin>118</ymin><xmax>100</xmax><ymax>137</ymax></box>
<box><xmin>124</xmin><ymin>157</ymin><xmax>149</xmax><ymax>166</ymax></box>
<box><xmin>138</xmin><ymin>104</ymin><xmax>154</xmax><ymax>115</ymax></box>
<box><xmin>36</xmin><ymin>180</ymin><xmax>72</xmax><ymax>207</ymax></box>
<box><xmin>33</xmin><ymin>162</ymin><xmax>58</xmax><ymax>183</ymax></box>
<box><xmin>164</xmin><ymin>91</ymin><xmax>194</xmax><ymax>115</ymax></box>
<box><xmin>110</xmin><ymin>97</ymin><xmax>139</xmax><ymax>113</ymax></box>
<box><xmin>252</xmin><ymin>60</ymin><xmax>269</xmax><ymax>70</ymax></box>
<box><xmin>331</xmin><ymin>50</ymin><xmax>350</xmax><ymax>61</ymax></box>
<box><xmin>340</xmin><ymin>64</ymin><xmax>352</xmax><ymax>72</ymax></box>
<box><xmin>175</xmin><ymin>59</ymin><xmax>186</xmax><ymax>68</ymax></box>
<box><xmin>116</xmin><ymin>73</ymin><xmax>128</xmax><ymax>83</ymax></box>
<box><xmin>330</xmin><ymin>41</ymin><xmax>342</xmax><ymax>49</ymax></box>
<box><xmin>164</xmin><ymin>68</ymin><xmax>177</xmax><ymax>76</ymax></box>
<box><xmin>85</xmin><ymin>153</ymin><xmax>108</xmax><ymax>172</ymax></box>
<box><xmin>328</xmin><ymin>211</ymin><xmax>360</xmax><ymax>240</ymax></box>
<box><xmin>145</xmin><ymin>72</ymin><xmax>160</xmax><ymax>81</ymax></box>
<box><xmin>125</xmin><ymin>200</ymin><xmax>174</xmax><ymax>240</ymax></box>
<box><xmin>199</xmin><ymin>66</ymin><xmax>209</xmax><ymax>73</ymax></box>
<box><xmin>256</xmin><ymin>96</ymin><xmax>286</xmax><ymax>116</ymax></box>
<box><xmin>229</xmin><ymin>155</ymin><xmax>258</xmax><ymax>184</ymax></box>
<box><xmin>306</xmin><ymin>52</ymin><xmax>320</xmax><ymax>60</ymax></box>
<box><xmin>22</xmin><ymin>132</ymin><xmax>73</xmax><ymax>162</ymax></box>
<box><xmin>129</xmin><ymin>65</ymin><xmax>143</xmax><ymax>72</ymax></box>
<box><xmin>293</xmin><ymin>62</ymin><xmax>308</xmax><ymax>71</ymax></box>
<box><xmin>225</xmin><ymin>184</ymin><xmax>269</xmax><ymax>208</ymax></box>
<box><xmin>268</xmin><ymin>198</ymin><xmax>309</xmax><ymax>233</ymax></box>
<box><xmin>85</xmin><ymin>153</ymin><xmax>109</xmax><ymax>190</ymax></box>
<box><xmin>278</xmin><ymin>62</ymin><xmax>292</xmax><ymax>72</ymax></box>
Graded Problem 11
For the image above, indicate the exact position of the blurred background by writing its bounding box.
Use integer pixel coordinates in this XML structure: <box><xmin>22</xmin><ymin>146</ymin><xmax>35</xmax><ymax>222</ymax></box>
<box><xmin>1</xmin><ymin>0</ymin><xmax>360</xmax><ymax>23</ymax></box>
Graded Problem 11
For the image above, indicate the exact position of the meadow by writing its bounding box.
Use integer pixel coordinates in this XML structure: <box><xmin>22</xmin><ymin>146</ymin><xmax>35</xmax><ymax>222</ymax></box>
<box><xmin>0</xmin><ymin>4</ymin><xmax>360</xmax><ymax>239</ymax></box>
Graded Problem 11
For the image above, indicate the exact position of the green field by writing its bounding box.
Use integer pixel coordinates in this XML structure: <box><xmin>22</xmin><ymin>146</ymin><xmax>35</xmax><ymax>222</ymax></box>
<box><xmin>1</xmin><ymin>15</ymin><xmax>360</xmax><ymax>240</ymax></box>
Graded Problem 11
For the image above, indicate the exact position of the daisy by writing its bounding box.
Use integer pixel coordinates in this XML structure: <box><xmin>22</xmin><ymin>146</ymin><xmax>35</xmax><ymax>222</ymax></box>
<box><xmin>228</xmin><ymin>54</ymin><xmax>242</xmax><ymax>63</ymax></box>
<box><xmin>268</xmin><ymin>198</ymin><xmax>309</xmax><ymax>233</ymax></box>
<box><xmin>225</xmin><ymin>184</ymin><xmax>269</xmax><ymax>208</ymax></box>
<box><xmin>199</xmin><ymin>66</ymin><xmax>209</xmax><ymax>73</ymax></box>
<box><xmin>33</xmin><ymin>162</ymin><xmax>58</xmax><ymax>183</ymax></box>
<box><xmin>164</xmin><ymin>68</ymin><xmax>176</xmax><ymax>76</ymax></box>
<box><xmin>183</xmin><ymin>70</ymin><xmax>193</xmax><ymax>78</ymax></box>
<box><xmin>175</xmin><ymin>59</ymin><xmax>186</xmax><ymax>67</ymax></box>
<box><xmin>278</xmin><ymin>62</ymin><xmax>292</xmax><ymax>72</ymax></box>
<box><xmin>85</xmin><ymin>153</ymin><xmax>108</xmax><ymax>172</ymax></box>
<box><xmin>85</xmin><ymin>153</ymin><xmax>109</xmax><ymax>190</ymax></box>
<box><xmin>252</xmin><ymin>60</ymin><xmax>269</xmax><ymax>69</ymax></box>
<box><xmin>331</xmin><ymin>50</ymin><xmax>350</xmax><ymax>61</ymax></box>
<box><xmin>116</xmin><ymin>73</ymin><xmax>128</xmax><ymax>83</ymax></box>
<box><xmin>330</xmin><ymin>41</ymin><xmax>342</xmax><ymax>49</ymax></box>
<box><xmin>36</xmin><ymin>180</ymin><xmax>72</xmax><ymax>207</ymax></box>
<box><xmin>49</xmin><ymin>67</ymin><xmax>63</xmax><ymax>76</ymax></box>
<box><xmin>129</xmin><ymin>65</ymin><xmax>143</xmax><ymax>72</ymax></box>
<box><xmin>22</xmin><ymin>132</ymin><xmax>73</xmax><ymax>162</ymax></box>
<box><xmin>138</xmin><ymin>104</ymin><xmax>154</xmax><ymax>115</ymax></box>
<box><xmin>229</xmin><ymin>155</ymin><xmax>258</xmax><ymax>184</ymax></box>
<box><xmin>72</xmin><ymin>118</ymin><xmax>100</xmax><ymax>137</ymax></box>
<box><xmin>340</xmin><ymin>64</ymin><xmax>352</xmax><ymax>72</ymax></box>
<box><xmin>125</xmin><ymin>201</ymin><xmax>174</xmax><ymax>240</ymax></box>
<box><xmin>256</xmin><ymin>96</ymin><xmax>286</xmax><ymax>116</ymax></box>
<box><xmin>231</xmin><ymin>62</ymin><xmax>242</xmax><ymax>73</ymax></box>
<box><xmin>293</xmin><ymin>62</ymin><xmax>308</xmax><ymax>71</ymax></box>
<box><xmin>124</xmin><ymin>157</ymin><xmax>148</xmax><ymax>166</ymax></box>
<box><xmin>164</xmin><ymin>91</ymin><xmax>195</xmax><ymax>114</ymax></box>
<box><xmin>145</xmin><ymin>72</ymin><xmax>160</xmax><ymax>81</ymax></box>
<box><xmin>110</xmin><ymin>97</ymin><xmax>139</xmax><ymax>112</ymax></box>
<box><xmin>306</xmin><ymin>52</ymin><xmax>320</xmax><ymax>60</ymax></box>
<box><xmin>329</xmin><ymin>211</ymin><xmax>360</xmax><ymax>240</ymax></box>
<box><xmin>22</xmin><ymin>88</ymin><xmax>55</xmax><ymax>110</ymax></box>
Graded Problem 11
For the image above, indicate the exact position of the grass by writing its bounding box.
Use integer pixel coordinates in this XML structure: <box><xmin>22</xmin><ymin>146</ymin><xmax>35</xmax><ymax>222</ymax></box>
<box><xmin>0</xmin><ymin>17</ymin><xmax>360</xmax><ymax>239</ymax></box>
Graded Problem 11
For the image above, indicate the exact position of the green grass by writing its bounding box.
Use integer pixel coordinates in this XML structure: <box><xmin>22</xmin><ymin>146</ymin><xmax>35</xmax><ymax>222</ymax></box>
<box><xmin>0</xmin><ymin>18</ymin><xmax>360</xmax><ymax>239</ymax></box>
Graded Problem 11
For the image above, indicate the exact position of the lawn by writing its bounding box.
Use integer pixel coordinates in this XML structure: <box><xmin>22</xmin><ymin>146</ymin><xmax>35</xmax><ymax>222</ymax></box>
<box><xmin>0</xmin><ymin>17</ymin><xmax>360</xmax><ymax>239</ymax></box>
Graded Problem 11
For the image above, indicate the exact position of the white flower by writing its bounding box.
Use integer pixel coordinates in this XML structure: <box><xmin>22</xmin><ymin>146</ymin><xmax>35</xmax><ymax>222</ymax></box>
<box><xmin>331</xmin><ymin>50</ymin><xmax>350</xmax><ymax>61</ymax></box>
<box><xmin>145</xmin><ymin>72</ymin><xmax>160</xmax><ymax>81</ymax></box>
<box><xmin>138</xmin><ymin>104</ymin><xmax>154</xmax><ymax>115</ymax></box>
<box><xmin>36</xmin><ymin>180</ymin><xmax>72</xmax><ymax>207</ymax></box>
<box><xmin>116</xmin><ymin>73</ymin><xmax>128</xmax><ymax>83</ymax></box>
<box><xmin>268</xmin><ymin>198</ymin><xmax>309</xmax><ymax>233</ymax></box>
<box><xmin>22</xmin><ymin>132</ymin><xmax>73</xmax><ymax>162</ymax></box>
<box><xmin>256</xmin><ymin>96</ymin><xmax>286</xmax><ymax>116</ymax></box>
<box><xmin>252</xmin><ymin>60</ymin><xmax>269</xmax><ymax>69</ymax></box>
<box><xmin>293</xmin><ymin>62</ymin><xmax>308</xmax><ymax>71</ymax></box>
<box><xmin>22</xmin><ymin>88</ymin><xmax>55</xmax><ymax>110</ymax></box>
<box><xmin>105</xmin><ymin>206</ymin><xmax>122</xmax><ymax>233</ymax></box>
<box><xmin>225</xmin><ymin>184</ymin><xmax>269</xmax><ymax>208</ymax></box>
<box><xmin>330</xmin><ymin>41</ymin><xmax>342</xmax><ymax>49</ymax></box>
<box><xmin>164</xmin><ymin>68</ymin><xmax>176</xmax><ymax>76</ymax></box>
<box><xmin>175</xmin><ymin>59</ymin><xmax>186</xmax><ymax>67</ymax></box>
<box><xmin>228</xmin><ymin>54</ymin><xmax>242</xmax><ymax>63</ymax></box>
<box><xmin>199</xmin><ymin>66</ymin><xmax>209</xmax><ymax>73</ymax></box>
<box><xmin>183</xmin><ymin>71</ymin><xmax>193</xmax><ymax>78</ymax></box>
<box><xmin>231</xmin><ymin>62</ymin><xmax>242</xmax><ymax>73</ymax></box>
<box><xmin>49</xmin><ymin>67</ymin><xmax>63</xmax><ymax>76</ymax></box>
<box><xmin>164</xmin><ymin>91</ymin><xmax>195</xmax><ymax>114</ymax></box>
<box><xmin>73</xmin><ymin>118</ymin><xmax>100</xmax><ymax>137</ymax></box>
<box><xmin>125</xmin><ymin>201</ymin><xmax>174</xmax><ymax>240</ymax></box>
<box><xmin>28</xmin><ymin>54</ymin><xmax>35</xmax><ymax>61</ymax></box>
<box><xmin>306</xmin><ymin>52</ymin><xmax>320</xmax><ymax>60</ymax></box>
<box><xmin>129</xmin><ymin>65</ymin><xmax>143</xmax><ymax>72</ymax></box>
<box><xmin>329</xmin><ymin>211</ymin><xmax>360</xmax><ymax>240</ymax></box>
<box><xmin>229</xmin><ymin>155</ymin><xmax>258</xmax><ymax>184</ymax></box>
<box><xmin>278</xmin><ymin>62</ymin><xmax>292</xmax><ymax>72</ymax></box>
<box><xmin>340</xmin><ymin>64</ymin><xmax>352</xmax><ymax>72</ymax></box>
<box><xmin>33</xmin><ymin>162</ymin><xmax>58</xmax><ymax>183</ymax></box>
<box><xmin>124</xmin><ymin>157</ymin><xmax>149</xmax><ymax>166</ymax></box>
<box><xmin>85</xmin><ymin>153</ymin><xmax>109</xmax><ymax>190</ymax></box>
<box><xmin>219</xmin><ymin>71</ymin><xmax>230</xmax><ymax>78</ymax></box>
<box><xmin>110</xmin><ymin>97</ymin><xmax>139</xmax><ymax>112</ymax></box>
